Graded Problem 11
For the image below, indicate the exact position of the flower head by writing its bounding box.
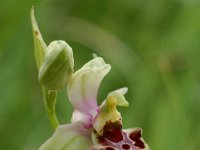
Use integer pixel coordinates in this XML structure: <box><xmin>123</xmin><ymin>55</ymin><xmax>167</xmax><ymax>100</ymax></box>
<box><xmin>31</xmin><ymin>7</ymin><xmax>150</xmax><ymax>150</ymax></box>
<box><xmin>39</xmin><ymin>56</ymin><xmax>150</xmax><ymax>150</ymax></box>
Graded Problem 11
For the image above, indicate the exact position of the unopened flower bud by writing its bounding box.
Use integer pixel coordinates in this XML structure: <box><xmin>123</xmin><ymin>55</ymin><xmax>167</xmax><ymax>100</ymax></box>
<box><xmin>38</xmin><ymin>40</ymin><xmax>74</xmax><ymax>90</ymax></box>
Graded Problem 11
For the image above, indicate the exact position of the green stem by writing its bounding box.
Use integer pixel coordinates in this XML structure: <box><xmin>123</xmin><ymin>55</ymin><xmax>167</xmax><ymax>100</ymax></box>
<box><xmin>42</xmin><ymin>87</ymin><xmax>59</xmax><ymax>130</ymax></box>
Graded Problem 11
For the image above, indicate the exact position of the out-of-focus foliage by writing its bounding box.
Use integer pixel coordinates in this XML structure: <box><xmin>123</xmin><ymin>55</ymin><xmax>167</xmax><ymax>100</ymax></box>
<box><xmin>0</xmin><ymin>0</ymin><xmax>200</xmax><ymax>149</ymax></box>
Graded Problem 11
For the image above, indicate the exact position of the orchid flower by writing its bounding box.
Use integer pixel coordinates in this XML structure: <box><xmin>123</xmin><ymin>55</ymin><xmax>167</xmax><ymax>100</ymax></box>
<box><xmin>31</xmin><ymin>7</ymin><xmax>150</xmax><ymax>150</ymax></box>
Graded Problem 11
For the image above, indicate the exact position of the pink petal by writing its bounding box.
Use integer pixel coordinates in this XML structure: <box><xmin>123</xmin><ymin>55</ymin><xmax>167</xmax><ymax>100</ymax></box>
<box><xmin>67</xmin><ymin>57</ymin><xmax>111</xmax><ymax>116</ymax></box>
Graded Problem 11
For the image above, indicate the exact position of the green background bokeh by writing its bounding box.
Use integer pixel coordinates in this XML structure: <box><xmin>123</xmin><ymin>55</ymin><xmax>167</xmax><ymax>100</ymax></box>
<box><xmin>0</xmin><ymin>0</ymin><xmax>200</xmax><ymax>149</ymax></box>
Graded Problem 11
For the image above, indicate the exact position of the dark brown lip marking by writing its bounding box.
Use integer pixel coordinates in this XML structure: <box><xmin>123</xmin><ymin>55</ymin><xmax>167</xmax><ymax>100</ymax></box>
<box><xmin>105</xmin><ymin>147</ymin><xmax>115</xmax><ymax>150</ymax></box>
<box><xmin>122</xmin><ymin>144</ymin><xmax>130</xmax><ymax>149</ymax></box>
<box><xmin>103</xmin><ymin>121</ymin><xmax>123</xmax><ymax>142</ymax></box>
<box><xmin>94</xmin><ymin>122</ymin><xmax>147</xmax><ymax>149</ymax></box>
<box><xmin>129</xmin><ymin>129</ymin><xmax>145</xmax><ymax>148</ymax></box>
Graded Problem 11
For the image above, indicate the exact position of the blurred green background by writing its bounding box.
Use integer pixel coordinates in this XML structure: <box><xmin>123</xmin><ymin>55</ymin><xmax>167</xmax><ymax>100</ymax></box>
<box><xmin>0</xmin><ymin>0</ymin><xmax>200</xmax><ymax>149</ymax></box>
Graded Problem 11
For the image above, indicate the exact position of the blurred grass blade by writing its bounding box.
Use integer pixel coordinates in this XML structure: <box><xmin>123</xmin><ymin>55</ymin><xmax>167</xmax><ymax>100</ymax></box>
<box><xmin>46</xmin><ymin>17</ymin><xmax>141</xmax><ymax>78</ymax></box>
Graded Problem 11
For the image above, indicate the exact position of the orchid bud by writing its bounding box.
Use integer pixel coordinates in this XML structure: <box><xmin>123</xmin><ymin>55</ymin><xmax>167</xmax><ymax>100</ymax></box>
<box><xmin>38</xmin><ymin>40</ymin><xmax>74</xmax><ymax>90</ymax></box>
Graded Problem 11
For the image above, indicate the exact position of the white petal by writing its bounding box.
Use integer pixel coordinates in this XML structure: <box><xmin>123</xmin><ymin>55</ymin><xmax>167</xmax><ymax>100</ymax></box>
<box><xmin>39</xmin><ymin>122</ymin><xmax>92</xmax><ymax>150</ymax></box>
<box><xmin>67</xmin><ymin>57</ymin><xmax>111</xmax><ymax>116</ymax></box>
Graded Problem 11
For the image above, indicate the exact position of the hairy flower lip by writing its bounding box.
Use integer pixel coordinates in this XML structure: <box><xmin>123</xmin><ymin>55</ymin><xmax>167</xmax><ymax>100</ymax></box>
<box><xmin>102</xmin><ymin>120</ymin><xmax>123</xmax><ymax>143</ymax></box>
<box><xmin>91</xmin><ymin>128</ymin><xmax>150</xmax><ymax>150</ymax></box>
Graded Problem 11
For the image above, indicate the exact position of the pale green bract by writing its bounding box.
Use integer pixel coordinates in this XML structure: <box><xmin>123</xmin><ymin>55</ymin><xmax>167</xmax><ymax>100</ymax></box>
<box><xmin>30</xmin><ymin>7</ymin><xmax>47</xmax><ymax>71</ymax></box>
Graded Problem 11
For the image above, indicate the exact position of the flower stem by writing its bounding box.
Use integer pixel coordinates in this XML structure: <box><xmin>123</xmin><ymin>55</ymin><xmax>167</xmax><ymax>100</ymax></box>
<box><xmin>42</xmin><ymin>87</ymin><xmax>59</xmax><ymax>130</ymax></box>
